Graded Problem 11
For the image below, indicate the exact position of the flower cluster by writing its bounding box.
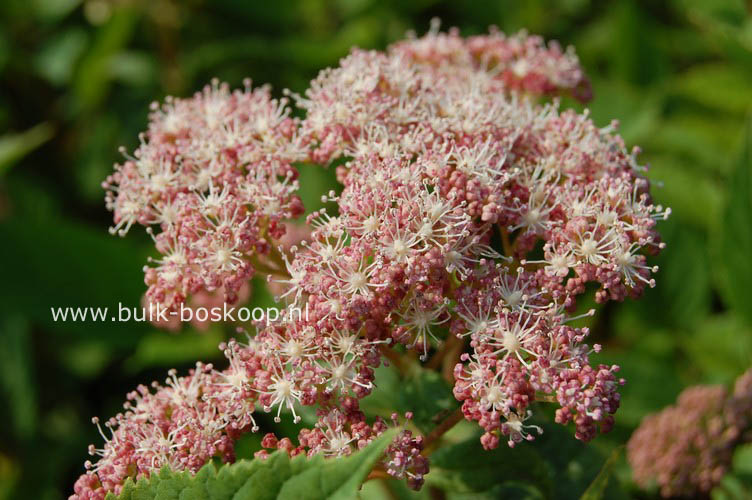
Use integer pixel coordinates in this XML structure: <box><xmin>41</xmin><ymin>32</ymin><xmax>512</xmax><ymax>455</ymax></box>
<box><xmin>103</xmin><ymin>80</ymin><xmax>305</xmax><ymax>311</ymax></box>
<box><xmin>627</xmin><ymin>368</ymin><xmax>752</xmax><ymax>498</ymax></box>
<box><xmin>290</xmin><ymin>22</ymin><xmax>666</xmax><ymax>446</ymax></box>
<box><xmin>76</xmin><ymin>23</ymin><xmax>668</xmax><ymax>499</ymax></box>
<box><xmin>71</xmin><ymin>327</ymin><xmax>421</xmax><ymax>500</ymax></box>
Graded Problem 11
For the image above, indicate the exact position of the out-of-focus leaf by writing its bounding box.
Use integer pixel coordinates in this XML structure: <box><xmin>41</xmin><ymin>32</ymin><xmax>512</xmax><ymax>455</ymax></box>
<box><xmin>0</xmin><ymin>211</ymin><xmax>151</xmax><ymax>346</ymax></box>
<box><xmin>60</xmin><ymin>341</ymin><xmax>112</xmax><ymax>379</ymax></box>
<box><xmin>0</xmin><ymin>316</ymin><xmax>37</xmax><ymax>439</ymax></box>
<box><xmin>426</xmin><ymin>436</ymin><xmax>552</xmax><ymax>497</ymax></box>
<box><xmin>108</xmin><ymin>51</ymin><xmax>158</xmax><ymax>86</ymax></box>
<box><xmin>587</xmin><ymin>80</ymin><xmax>661</xmax><ymax>144</ymax></box>
<box><xmin>684</xmin><ymin>314</ymin><xmax>752</xmax><ymax>384</ymax></box>
<box><xmin>335</xmin><ymin>0</ymin><xmax>376</xmax><ymax>18</ymax></box>
<box><xmin>31</xmin><ymin>0</ymin><xmax>81</xmax><ymax>22</ymax></box>
<box><xmin>396</xmin><ymin>366</ymin><xmax>456</xmax><ymax>433</ymax></box>
<box><xmin>610</xmin><ymin>1</ymin><xmax>668</xmax><ymax>85</ymax></box>
<box><xmin>673</xmin><ymin>63</ymin><xmax>752</xmax><ymax>115</ymax></box>
<box><xmin>0</xmin><ymin>123</ymin><xmax>54</xmax><ymax>177</ymax></box>
<box><xmin>606</xmin><ymin>220</ymin><xmax>711</xmax><ymax>336</ymax></box>
<box><xmin>683</xmin><ymin>2</ymin><xmax>752</xmax><ymax>69</ymax></box>
<box><xmin>733</xmin><ymin>444</ymin><xmax>752</xmax><ymax>476</ymax></box>
<box><xmin>34</xmin><ymin>28</ymin><xmax>88</xmax><ymax>85</ymax></box>
<box><xmin>0</xmin><ymin>453</ymin><xmax>20</xmax><ymax>500</ymax></box>
<box><xmin>653</xmin><ymin>221</ymin><xmax>711</xmax><ymax>328</ymax></box>
<box><xmin>646</xmin><ymin>157</ymin><xmax>723</xmax><ymax>229</ymax></box>
<box><xmin>124</xmin><ymin>327</ymin><xmax>225</xmax><ymax>373</ymax></box>
<box><xmin>580</xmin><ymin>447</ymin><xmax>621</xmax><ymax>500</ymax></box>
<box><xmin>73</xmin><ymin>6</ymin><xmax>140</xmax><ymax>112</ymax></box>
<box><xmin>647</xmin><ymin>113</ymin><xmax>744</xmax><ymax>175</ymax></box>
<box><xmin>712</xmin><ymin>475</ymin><xmax>750</xmax><ymax>500</ymax></box>
<box><xmin>0</xmin><ymin>30</ymin><xmax>10</xmax><ymax>74</ymax></box>
<box><xmin>712</xmin><ymin>444</ymin><xmax>752</xmax><ymax>500</ymax></box>
<box><xmin>74</xmin><ymin>114</ymin><xmax>117</xmax><ymax>202</ymax></box>
<box><xmin>717</xmin><ymin>119</ymin><xmax>752</xmax><ymax>325</ymax></box>
<box><xmin>600</xmin><ymin>344</ymin><xmax>681</xmax><ymax>427</ymax></box>
<box><xmin>112</xmin><ymin>429</ymin><xmax>397</xmax><ymax>500</ymax></box>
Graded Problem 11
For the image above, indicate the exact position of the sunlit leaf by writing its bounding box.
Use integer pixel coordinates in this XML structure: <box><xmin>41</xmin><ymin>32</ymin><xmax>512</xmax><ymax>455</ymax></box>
<box><xmin>0</xmin><ymin>123</ymin><xmax>54</xmax><ymax>177</ymax></box>
<box><xmin>111</xmin><ymin>429</ymin><xmax>397</xmax><ymax>500</ymax></box>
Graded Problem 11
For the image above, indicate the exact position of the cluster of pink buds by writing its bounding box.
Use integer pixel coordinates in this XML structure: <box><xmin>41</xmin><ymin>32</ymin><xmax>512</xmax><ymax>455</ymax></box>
<box><xmin>76</xmin><ymin>22</ymin><xmax>669</xmax><ymax>499</ymax></box>
<box><xmin>103</xmin><ymin>80</ymin><xmax>305</xmax><ymax>311</ymax></box>
<box><xmin>627</xmin><ymin>369</ymin><xmax>752</xmax><ymax>497</ymax></box>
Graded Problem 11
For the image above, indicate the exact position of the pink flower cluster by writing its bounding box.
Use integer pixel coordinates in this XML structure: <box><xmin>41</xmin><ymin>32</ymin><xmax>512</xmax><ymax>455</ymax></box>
<box><xmin>77</xmin><ymin>23</ymin><xmax>668</xmax><ymax>499</ymax></box>
<box><xmin>103</xmin><ymin>80</ymin><xmax>305</xmax><ymax>311</ymax></box>
<box><xmin>290</xmin><ymin>23</ymin><xmax>666</xmax><ymax>446</ymax></box>
<box><xmin>627</xmin><ymin>369</ymin><xmax>752</xmax><ymax>497</ymax></box>
<box><xmin>72</xmin><ymin>328</ymin><xmax>424</xmax><ymax>499</ymax></box>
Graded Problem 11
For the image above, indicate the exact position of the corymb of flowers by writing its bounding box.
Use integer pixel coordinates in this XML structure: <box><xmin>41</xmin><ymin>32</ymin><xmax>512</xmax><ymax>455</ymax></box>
<box><xmin>74</xmin><ymin>24</ymin><xmax>670</xmax><ymax>499</ymax></box>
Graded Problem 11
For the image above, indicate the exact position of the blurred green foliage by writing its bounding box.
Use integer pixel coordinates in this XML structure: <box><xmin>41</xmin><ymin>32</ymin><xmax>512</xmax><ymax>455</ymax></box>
<box><xmin>0</xmin><ymin>0</ymin><xmax>751</xmax><ymax>498</ymax></box>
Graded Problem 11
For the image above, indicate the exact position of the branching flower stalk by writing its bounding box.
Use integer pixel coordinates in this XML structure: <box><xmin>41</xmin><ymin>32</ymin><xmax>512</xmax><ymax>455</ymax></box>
<box><xmin>73</xmin><ymin>22</ymin><xmax>669</xmax><ymax>499</ymax></box>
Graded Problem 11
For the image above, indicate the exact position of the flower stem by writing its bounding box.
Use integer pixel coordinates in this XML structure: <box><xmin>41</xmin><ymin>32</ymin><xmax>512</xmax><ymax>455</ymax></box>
<box><xmin>422</xmin><ymin>406</ymin><xmax>465</xmax><ymax>455</ymax></box>
<box><xmin>535</xmin><ymin>392</ymin><xmax>557</xmax><ymax>403</ymax></box>
<box><xmin>250</xmin><ymin>256</ymin><xmax>290</xmax><ymax>279</ymax></box>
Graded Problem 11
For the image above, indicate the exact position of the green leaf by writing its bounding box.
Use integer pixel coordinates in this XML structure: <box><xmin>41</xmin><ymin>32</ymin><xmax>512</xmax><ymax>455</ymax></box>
<box><xmin>0</xmin><ymin>123</ymin><xmax>54</xmax><ymax>176</ymax></box>
<box><xmin>598</xmin><ymin>344</ymin><xmax>682</xmax><ymax>428</ymax></box>
<box><xmin>645</xmin><ymin>156</ymin><xmax>723</xmax><ymax>229</ymax></box>
<box><xmin>34</xmin><ymin>28</ymin><xmax>88</xmax><ymax>86</ymax></box>
<box><xmin>711</xmin><ymin>444</ymin><xmax>752</xmax><ymax>499</ymax></box>
<box><xmin>0</xmin><ymin>316</ymin><xmax>37</xmax><ymax>439</ymax></box>
<box><xmin>0</xmin><ymin>209</ymin><xmax>152</xmax><ymax>346</ymax></box>
<box><xmin>672</xmin><ymin>63</ymin><xmax>752</xmax><ymax>115</ymax></box>
<box><xmin>110</xmin><ymin>429</ymin><xmax>397</xmax><ymax>500</ymax></box>
<box><xmin>73</xmin><ymin>6</ymin><xmax>140</xmax><ymax>112</ymax></box>
<box><xmin>732</xmin><ymin>444</ymin><xmax>752</xmax><ymax>478</ymax></box>
<box><xmin>647</xmin><ymin>114</ymin><xmax>745</xmax><ymax>176</ymax></box>
<box><xmin>651</xmin><ymin>221</ymin><xmax>712</xmax><ymax>328</ymax></box>
<box><xmin>717</xmin><ymin>119</ymin><xmax>752</xmax><ymax>325</ymax></box>
<box><xmin>360</xmin><ymin>476</ymin><xmax>430</xmax><ymax>500</ymax></box>
<box><xmin>360</xmin><ymin>363</ymin><xmax>457</xmax><ymax>434</ymax></box>
<box><xmin>586</xmin><ymin>80</ymin><xmax>661</xmax><ymax>144</ymax></box>
<box><xmin>124</xmin><ymin>327</ymin><xmax>226</xmax><ymax>373</ymax></box>
<box><xmin>683</xmin><ymin>314</ymin><xmax>752</xmax><ymax>384</ymax></box>
<box><xmin>580</xmin><ymin>447</ymin><xmax>621</xmax><ymax>500</ymax></box>
<box><xmin>426</xmin><ymin>435</ymin><xmax>552</xmax><ymax>497</ymax></box>
<box><xmin>528</xmin><ymin>423</ymin><xmax>625</xmax><ymax>499</ymax></box>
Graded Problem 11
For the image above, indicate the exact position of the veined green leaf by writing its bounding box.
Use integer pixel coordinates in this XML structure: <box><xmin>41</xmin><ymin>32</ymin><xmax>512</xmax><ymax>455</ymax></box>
<box><xmin>110</xmin><ymin>429</ymin><xmax>397</xmax><ymax>500</ymax></box>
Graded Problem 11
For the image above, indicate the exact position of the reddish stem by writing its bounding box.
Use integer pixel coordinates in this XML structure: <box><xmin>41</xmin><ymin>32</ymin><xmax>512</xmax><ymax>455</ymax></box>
<box><xmin>422</xmin><ymin>407</ymin><xmax>465</xmax><ymax>455</ymax></box>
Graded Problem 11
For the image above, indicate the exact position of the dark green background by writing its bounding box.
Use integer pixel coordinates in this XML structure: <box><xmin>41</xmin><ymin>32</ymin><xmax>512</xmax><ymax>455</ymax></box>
<box><xmin>1</xmin><ymin>0</ymin><xmax>751</xmax><ymax>498</ymax></box>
